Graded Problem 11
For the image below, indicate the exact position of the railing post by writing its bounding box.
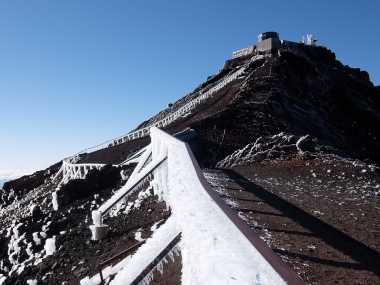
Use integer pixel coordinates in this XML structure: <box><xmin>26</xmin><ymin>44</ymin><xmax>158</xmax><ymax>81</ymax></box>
<box><xmin>98</xmin><ymin>265</ymin><xmax>105</xmax><ymax>285</ymax></box>
<box><xmin>63</xmin><ymin>64</ymin><xmax>246</xmax><ymax>163</ymax></box>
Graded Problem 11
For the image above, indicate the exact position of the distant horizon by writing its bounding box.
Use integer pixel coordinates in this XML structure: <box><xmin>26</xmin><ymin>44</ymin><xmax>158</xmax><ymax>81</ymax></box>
<box><xmin>0</xmin><ymin>169</ymin><xmax>36</xmax><ymax>189</ymax></box>
<box><xmin>0</xmin><ymin>40</ymin><xmax>378</xmax><ymax>175</ymax></box>
<box><xmin>0</xmin><ymin>179</ymin><xmax>9</xmax><ymax>189</ymax></box>
<box><xmin>1</xmin><ymin>1</ymin><xmax>379</xmax><ymax>171</ymax></box>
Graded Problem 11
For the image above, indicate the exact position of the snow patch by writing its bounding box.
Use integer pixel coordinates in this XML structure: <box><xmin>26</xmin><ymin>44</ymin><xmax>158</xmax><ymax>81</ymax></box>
<box><xmin>44</xmin><ymin>237</ymin><xmax>56</xmax><ymax>256</ymax></box>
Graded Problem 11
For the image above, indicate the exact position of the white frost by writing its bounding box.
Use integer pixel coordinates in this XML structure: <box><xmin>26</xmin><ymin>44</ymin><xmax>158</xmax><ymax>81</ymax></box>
<box><xmin>134</xmin><ymin>231</ymin><xmax>144</xmax><ymax>242</ymax></box>
<box><xmin>44</xmin><ymin>237</ymin><xmax>56</xmax><ymax>256</ymax></box>
<box><xmin>84</xmin><ymin>128</ymin><xmax>290</xmax><ymax>284</ymax></box>
<box><xmin>52</xmin><ymin>191</ymin><xmax>59</xmax><ymax>211</ymax></box>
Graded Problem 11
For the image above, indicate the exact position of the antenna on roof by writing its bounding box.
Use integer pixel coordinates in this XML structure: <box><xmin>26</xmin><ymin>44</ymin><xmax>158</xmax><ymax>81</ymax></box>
<box><xmin>306</xmin><ymin>34</ymin><xmax>318</xmax><ymax>46</ymax></box>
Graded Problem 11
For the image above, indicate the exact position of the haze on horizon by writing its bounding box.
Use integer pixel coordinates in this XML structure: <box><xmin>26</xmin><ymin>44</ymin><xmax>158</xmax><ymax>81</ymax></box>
<box><xmin>0</xmin><ymin>0</ymin><xmax>379</xmax><ymax>173</ymax></box>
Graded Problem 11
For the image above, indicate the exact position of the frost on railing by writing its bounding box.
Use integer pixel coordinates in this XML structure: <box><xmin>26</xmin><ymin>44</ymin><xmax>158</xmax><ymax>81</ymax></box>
<box><xmin>56</xmin><ymin>145</ymin><xmax>150</xmax><ymax>186</ymax></box>
<box><xmin>64</xmin><ymin>64</ymin><xmax>249</xmax><ymax>164</ymax></box>
<box><xmin>54</xmin><ymin>161</ymin><xmax>106</xmax><ymax>186</ymax></box>
<box><xmin>128</xmin><ymin>127</ymin><xmax>291</xmax><ymax>284</ymax></box>
<box><xmin>97</xmin><ymin>144</ymin><xmax>168</xmax><ymax>217</ymax></box>
<box><xmin>80</xmin><ymin>127</ymin><xmax>300</xmax><ymax>284</ymax></box>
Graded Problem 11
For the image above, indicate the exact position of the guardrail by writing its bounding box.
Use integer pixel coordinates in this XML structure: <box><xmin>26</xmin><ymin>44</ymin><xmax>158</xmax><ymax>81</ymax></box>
<box><xmin>148</xmin><ymin>127</ymin><xmax>305</xmax><ymax>284</ymax></box>
<box><xmin>97</xmin><ymin>240</ymin><xmax>146</xmax><ymax>285</ymax></box>
<box><xmin>64</xmin><ymin>63</ymin><xmax>250</xmax><ymax>164</ymax></box>
<box><xmin>54</xmin><ymin>145</ymin><xmax>150</xmax><ymax>185</ymax></box>
<box><xmin>86</xmin><ymin>127</ymin><xmax>304</xmax><ymax>284</ymax></box>
<box><xmin>130</xmin><ymin>233</ymin><xmax>182</xmax><ymax>285</ymax></box>
<box><xmin>54</xmin><ymin>161</ymin><xmax>106</xmax><ymax>185</ymax></box>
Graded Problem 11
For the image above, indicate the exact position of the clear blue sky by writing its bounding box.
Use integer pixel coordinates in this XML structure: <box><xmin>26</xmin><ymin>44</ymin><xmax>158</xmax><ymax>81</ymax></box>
<box><xmin>1</xmin><ymin>0</ymin><xmax>379</xmax><ymax>173</ymax></box>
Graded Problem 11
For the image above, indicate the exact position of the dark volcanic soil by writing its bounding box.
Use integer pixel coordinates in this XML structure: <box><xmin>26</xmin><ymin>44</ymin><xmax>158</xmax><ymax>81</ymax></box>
<box><xmin>204</xmin><ymin>157</ymin><xmax>380</xmax><ymax>285</ymax></box>
<box><xmin>1</xmin><ymin>179</ymin><xmax>171</xmax><ymax>285</ymax></box>
<box><xmin>2</xmin><ymin>45</ymin><xmax>380</xmax><ymax>284</ymax></box>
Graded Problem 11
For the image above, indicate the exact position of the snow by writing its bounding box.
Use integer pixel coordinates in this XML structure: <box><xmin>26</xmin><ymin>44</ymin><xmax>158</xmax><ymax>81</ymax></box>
<box><xmin>29</xmin><ymin>205</ymin><xmax>36</xmax><ymax>216</ymax></box>
<box><xmin>44</xmin><ymin>237</ymin><xmax>56</xmax><ymax>256</ymax></box>
<box><xmin>134</xmin><ymin>231</ymin><xmax>144</xmax><ymax>242</ymax></box>
<box><xmin>81</xmin><ymin>217</ymin><xmax>180</xmax><ymax>285</ymax></box>
<box><xmin>81</xmin><ymin>127</ymin><xmax>290</xmax><ymax>284</ymax></box>
<box><xmin>120</xmin><ymin>169</ymin><xmax>128</xmax><ymax>180</ymax></box>
<box><xmin>92</xmin><ymin>128</ymin><xmax>287</xmax><ymax>284</ymax></box>
<box><xmin>52</xmin><ymin>190</ymin><xmax>59</xmax><ymax>211</ymax></box>
<box><xmin>0</xmin><ymin>275</ymin><xmax>6</xmax><ymax>285</ymax></box>
<box><xmin>98</xmin><ymin>145</ymin><xmax>164</xmax><ymax>216</ymax></box>
<box><xmin>150</xmin><ymin>220</ymin><xmax>164</xmax><ymax>232</ymax></box>
<box><xmin>26</xmin><ymin>280</ymin><xmax>37</xmax><ymax>285</ymax></box>
<box><xmin>91</xmin><ymin>211</ymin><xmax>103</xmax><ymax>226</ymax></box>
<box><xmin>12</xmin><ymin>223</ymin><xmax>23</xmax><ymax>239</ymax></box>
<box><xmin>155</xmin><ymin>129</ymin><xmax>286</xmax><ymax>284</ymax></box>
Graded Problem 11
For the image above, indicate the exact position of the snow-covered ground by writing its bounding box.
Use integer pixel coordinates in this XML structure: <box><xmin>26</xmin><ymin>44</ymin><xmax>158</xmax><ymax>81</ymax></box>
<box><xmin>81</xmin><ymin>128</ymin><xmax>290</xmax><ymax>284</ymax></box>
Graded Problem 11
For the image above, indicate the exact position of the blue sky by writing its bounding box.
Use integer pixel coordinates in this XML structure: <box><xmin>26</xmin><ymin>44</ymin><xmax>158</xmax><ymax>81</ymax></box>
<box><xmin>1</xmin><ymin>0</ymin><xmax>379</xmax><ymax>175</ymax></box>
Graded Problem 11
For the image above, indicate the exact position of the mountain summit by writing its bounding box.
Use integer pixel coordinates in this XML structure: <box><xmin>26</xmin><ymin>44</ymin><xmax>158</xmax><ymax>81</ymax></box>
<box><xmin>1</xmin><ymin>32</ymin><xmax>380</xmax><ymax>284</ymax></box>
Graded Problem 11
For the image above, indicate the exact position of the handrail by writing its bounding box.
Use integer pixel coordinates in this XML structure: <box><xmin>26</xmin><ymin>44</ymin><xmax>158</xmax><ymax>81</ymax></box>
<box><xmin>55</xmin><ymin>146</ymin><xmax>149</xmax><ymax>185</ymax></box>
<box><xmin>55</xmin><ymin>160</ymin><xmax>107</xmax><ymax>185</ymax></box>
<box><xmin>82</xmin><ymin>125</ymin><xmax>304</xmax><ymax>284</ymax></box>
<box><xmin>147</xmin><ymin>127</ymin><xmax>305</xmax><ymax>284</ymax></box>
<box><xmin>130</xmin><ymin>233</ymin><xmax>181</xmax><ymax>285</ymax></box>
<box><xmin>117</xmin><ymin>146</ymin><xmax>148</xmax><ymax>166</ymax></box>
<box><xmin>185</xmin><ymin>142</ymin><xmax>305</xmax><ymax>284</ymax></box>
<box><xmin>98</xmin><ymin>240</ymin><xmax>146</xmax><ymax>285</ymax></box>
<box><xmin>64</xmin><ymin>64</ymin><xmax>248</xmax><ymax>164</ymax></box>
<box><xmin>99</xmin><ymin>156</ymin><xmax>167</xmax><ymax>216</ymax></box>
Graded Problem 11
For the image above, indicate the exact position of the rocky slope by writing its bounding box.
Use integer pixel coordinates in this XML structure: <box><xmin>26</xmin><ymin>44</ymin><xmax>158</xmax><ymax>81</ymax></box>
<box><xmin>1</xmin><ymin>43</ymin><xmax>380</xmax><ymax>284</ymax></box>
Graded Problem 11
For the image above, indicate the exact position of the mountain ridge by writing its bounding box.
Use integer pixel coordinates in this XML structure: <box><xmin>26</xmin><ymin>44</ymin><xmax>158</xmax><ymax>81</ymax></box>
<box><xmin>1</xmin><ymin>43</ymin><xmax>380</xmax><ymax>284</ymax></box>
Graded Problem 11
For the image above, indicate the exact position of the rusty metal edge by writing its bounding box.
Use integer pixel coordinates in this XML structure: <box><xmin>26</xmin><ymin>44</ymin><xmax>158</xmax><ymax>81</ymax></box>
<box><xmin>97</xmin><ymin>240</ymin><xmax>147</xmax><ymax>285</ymax></box>
<box><xmin>99</xmin><ymin>240</ymin><xmax>146</xmax><ymax>268</ymax></box>
<box><xmin>184</xmin><ymin>143</ymin><xmax>306</xmax><ymax>285</ymax></box>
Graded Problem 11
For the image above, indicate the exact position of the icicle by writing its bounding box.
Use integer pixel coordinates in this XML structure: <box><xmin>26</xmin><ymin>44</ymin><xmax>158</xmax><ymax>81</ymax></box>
<box><xmin>156</xmin><ymin>260</ymin><xmax>163</xmax><ymax>274</ymax></box>
<box><xmin>167</xmin><ymin>250</ymin><xmax>174</xmax><ymax>262</ymax></box>
<box><xmin>139</xmin><ymin>270</ymin><xmax>154</xmax><ymax>285</ymax></box>
<box><xmin>172</xmin><ymin>244</ymin><xmax>181</xmax><ymax>256</ymax></box>
<box><xmin>102</xmin><ymin>171</ymin><xmax>154</xmax><ymax>218</ymax></box>
<box><xmin>159</xmin><ymin>139</ymin><xmax>168</xmax><ymax>158</ymax></box>
<box><xmin>153</xmin><ymin>180</ymin><xmax>161</xmax><ymax>200</ymax></box>
<box><xmin>161</xmin><ymin>161</ymin><xmax>168</xmax><ymax>203</ymax></box>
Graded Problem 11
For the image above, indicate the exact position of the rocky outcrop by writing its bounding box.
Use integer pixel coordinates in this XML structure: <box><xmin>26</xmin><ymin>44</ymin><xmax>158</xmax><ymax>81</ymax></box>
<box><xmin>56</xmin><ymin>164</ymin><xmax>134</xmax><ymax>207</ymax></box>
<box><xmin>217</xmin><ymin>133</ymin><xmax>317</xmax><ymax>167</ymax></box>
<box><xmin>1</xmin><ymin>41</ymin><xmax>380</xmax><ymax>285</ymax></box>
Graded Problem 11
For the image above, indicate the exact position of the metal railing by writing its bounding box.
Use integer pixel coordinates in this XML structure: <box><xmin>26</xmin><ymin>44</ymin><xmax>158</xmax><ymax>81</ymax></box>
<box><xmin>130</xmin><ymin>233</ymin><xmax>182</xmax><ymax>285</ymax></box>
<box><xmin>82</xmin><ymin>126</ymin><xmax>305</xmax><ymax>284</ymax></box>
<box><xmin>63</xmin><ymin>64</ymin><xmax>249</xmax><ymax>164</ymax></box>
<box><xmin>98</xmin><ymin>240</ymin><xmax>146</xmax><ymax>285</ymax></box>
<box><xmin>100</xmin><ymin>156</ymin><xmax>167</xmax><ymax>216</ymax></box>
<box><xmin>112</xmin><ymin>128</ymin><xmax>304</xmax><ymax>284</ymax></box>
<box><xmin>54</xmin><ymin>161</ymin><xmax>106</xmax><ymax>185</ymax></box>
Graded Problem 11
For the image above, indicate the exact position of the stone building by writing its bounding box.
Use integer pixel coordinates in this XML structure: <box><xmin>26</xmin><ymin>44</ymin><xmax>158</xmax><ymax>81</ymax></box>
<box><xmin>232</xmin><ymin>31</ymin><xmax>299</xmax><ymax>59</ymax></box>
<box><xmin>256</xmin><ymin>31</ymin><xmax>282</xmax><ymax>51</ymax></box>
